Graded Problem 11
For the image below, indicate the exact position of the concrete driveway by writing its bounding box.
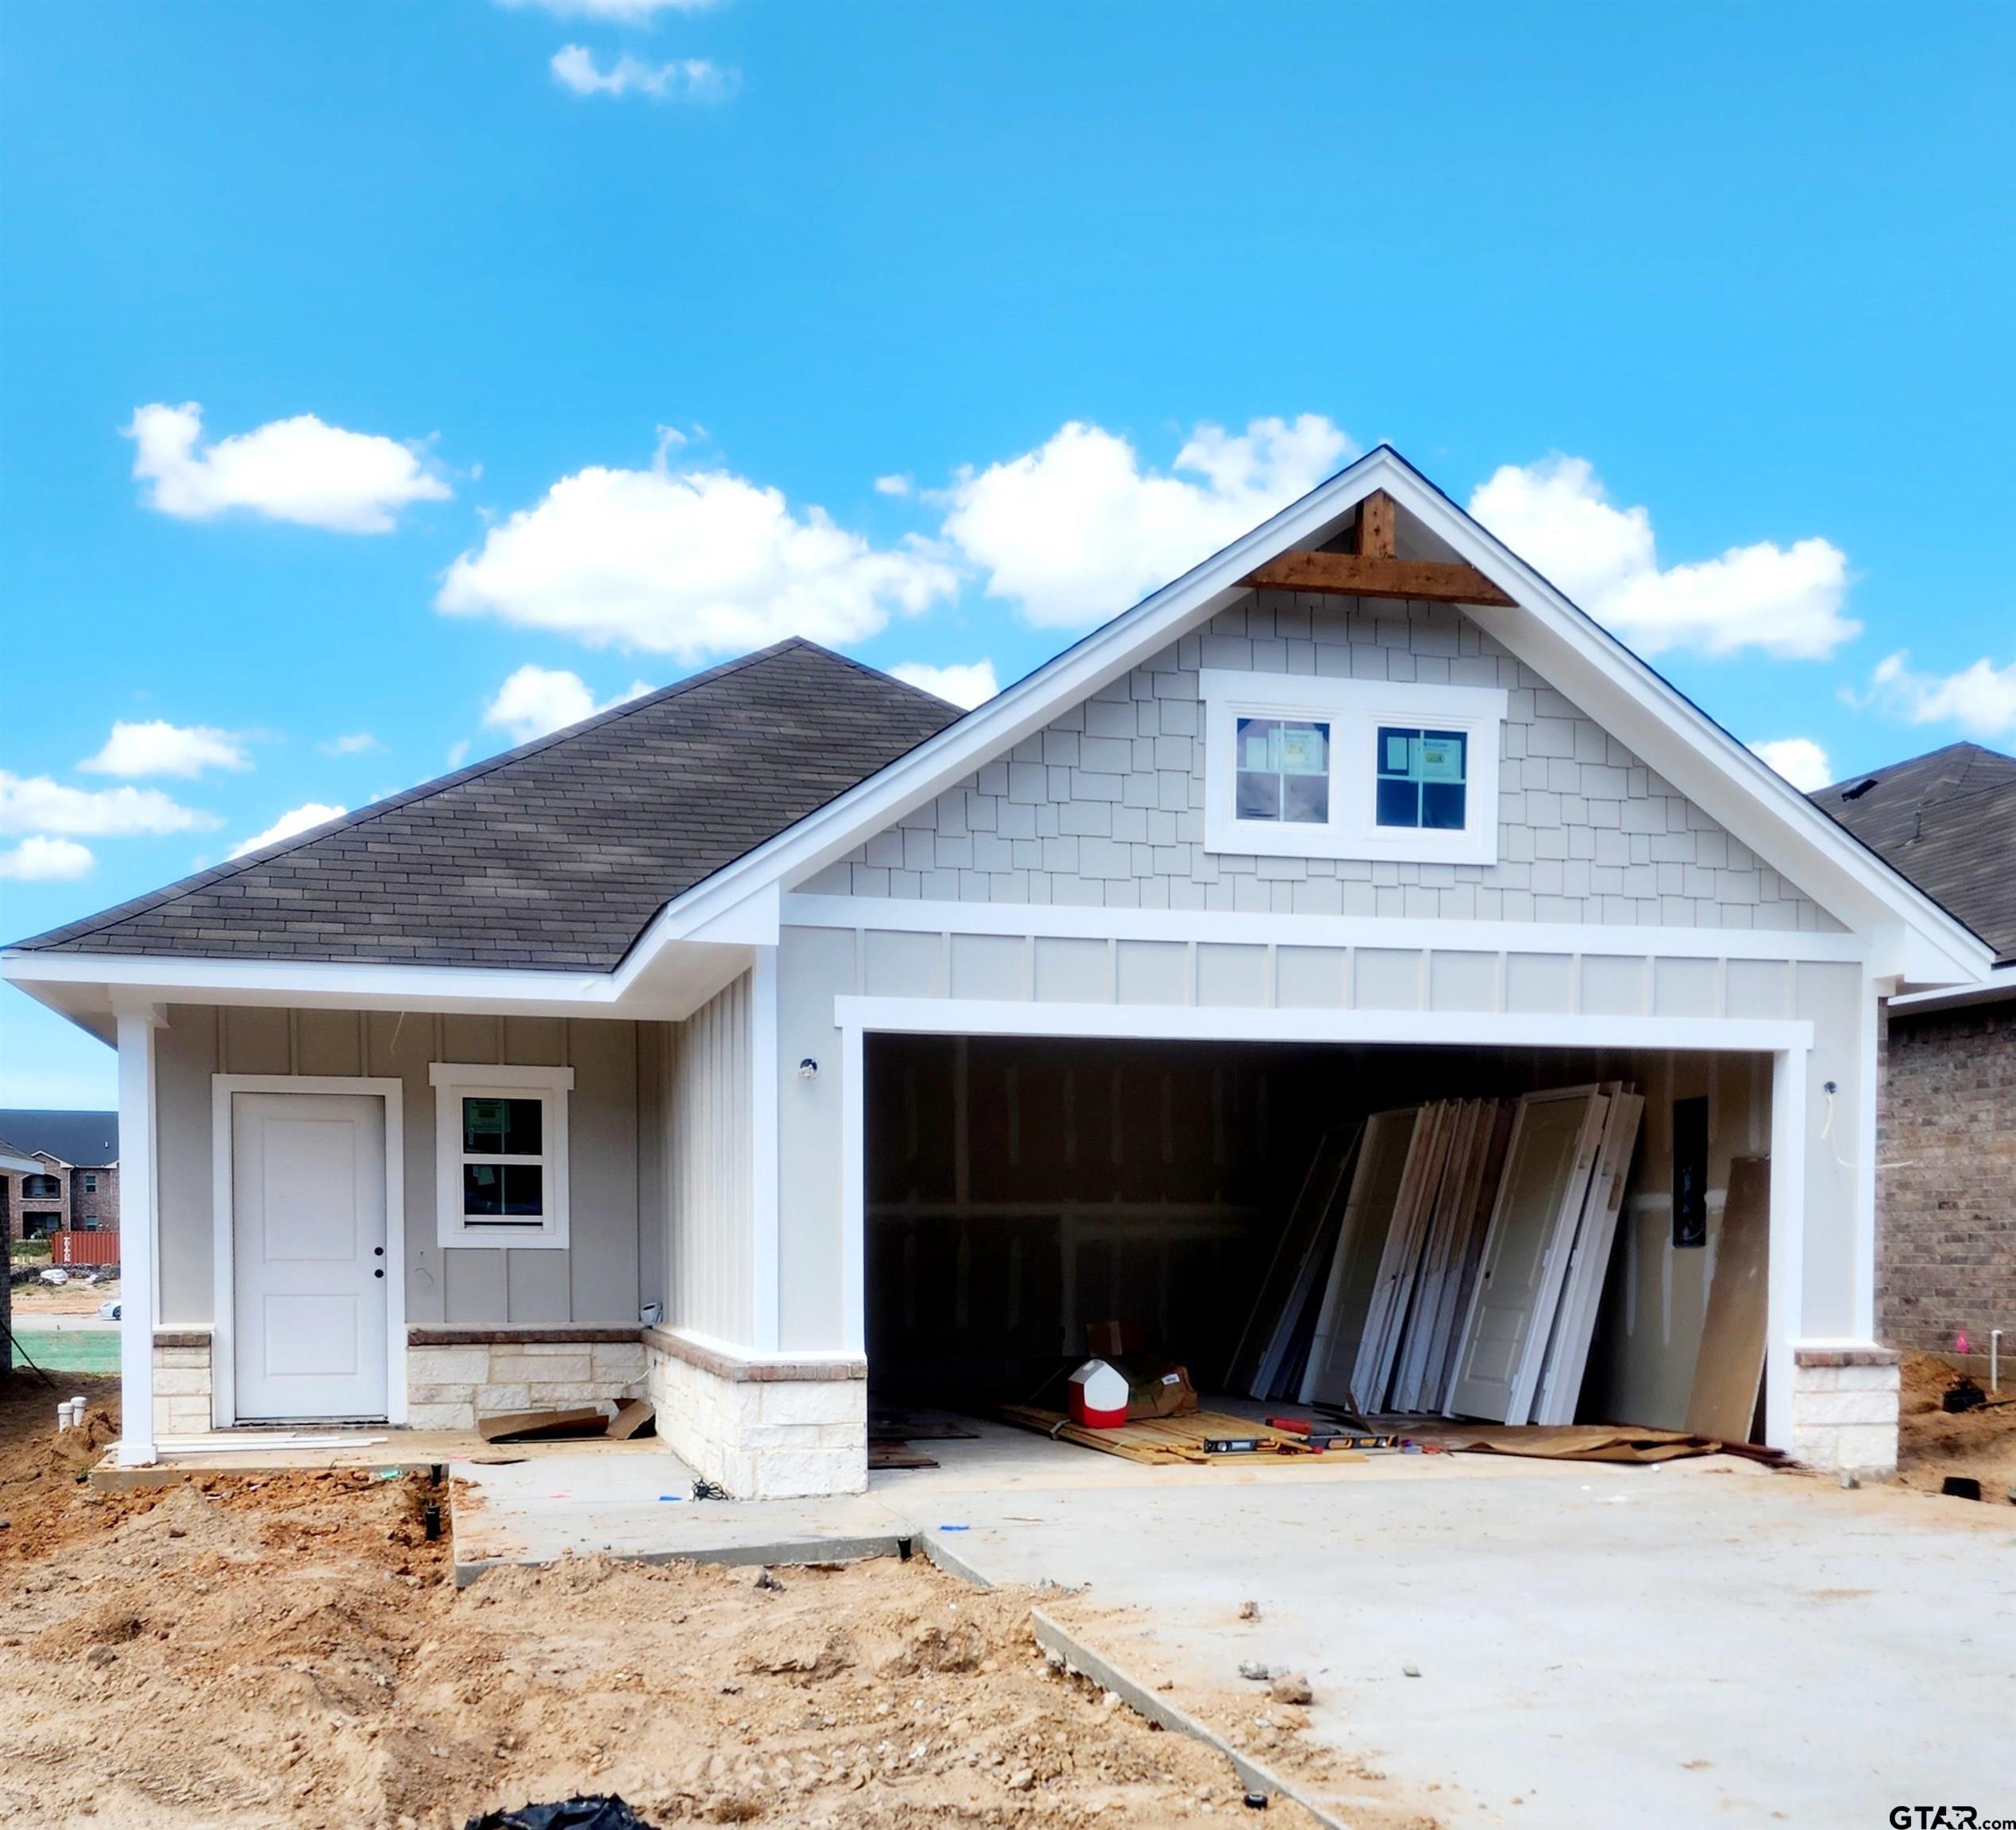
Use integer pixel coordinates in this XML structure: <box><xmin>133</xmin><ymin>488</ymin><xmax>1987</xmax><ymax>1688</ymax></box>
<box><xmin>453</xmin><ymin>1423</ymin><xmax>2014</xmax><ymax>1827</ymax></box>
<box><xmin>898</xmin><ymin>1442</ymin><xmax>2014</xmax><ymax>1828</ymax></box>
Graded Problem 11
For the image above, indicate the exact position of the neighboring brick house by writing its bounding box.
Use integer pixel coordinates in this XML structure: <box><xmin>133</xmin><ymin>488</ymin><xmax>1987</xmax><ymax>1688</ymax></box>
<box><xmin>0</xmin><ymin>1110</ymin><xmax>120</xmax><ymax>1243</ymax></box>
<box><xmin>1813</xmin><ymin>743</ymin><xmax>2016</xmax><ymax>1357</ymax></box>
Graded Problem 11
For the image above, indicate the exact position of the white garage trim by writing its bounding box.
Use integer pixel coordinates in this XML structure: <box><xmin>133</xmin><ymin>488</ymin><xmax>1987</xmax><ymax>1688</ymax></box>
<box><xmin>210</xmin><ymin>1075</ymin><xmax>407</xmax><ymax>1430</ymax></box>
<box><xmin>832</xmin><ymin>994</ymin><xmax>1812</xmax><ymax>1451</ymax></box>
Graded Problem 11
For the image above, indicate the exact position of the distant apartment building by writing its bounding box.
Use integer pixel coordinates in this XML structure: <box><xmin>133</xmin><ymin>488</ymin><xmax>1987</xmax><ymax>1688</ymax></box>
<box><xmin>0</xmin><ymin>1110</ymin><xmax>120</xmax><ymax>1244</ymax></box>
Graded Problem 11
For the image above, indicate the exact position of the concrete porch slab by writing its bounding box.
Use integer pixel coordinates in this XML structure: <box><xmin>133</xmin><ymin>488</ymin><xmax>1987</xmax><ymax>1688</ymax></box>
<box><xmin>448</xmin><ymin>1451</ymin><xmax>917</xmax><ymax>1585</ymax></box>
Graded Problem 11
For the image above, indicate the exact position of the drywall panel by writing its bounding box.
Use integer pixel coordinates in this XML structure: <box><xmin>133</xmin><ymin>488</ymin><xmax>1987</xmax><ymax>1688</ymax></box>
<box><xmin>1115</xmin><ymin>940</ymin><xmax>1189</xmax><ymax>1006</ymax></box>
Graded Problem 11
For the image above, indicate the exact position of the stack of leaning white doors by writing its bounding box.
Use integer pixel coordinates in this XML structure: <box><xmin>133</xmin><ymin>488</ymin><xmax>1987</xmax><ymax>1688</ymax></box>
<box><xmin>1228</xmin><ymin>1084</ymin><xmax>1643</xmax><ymax>1427</ymax></box>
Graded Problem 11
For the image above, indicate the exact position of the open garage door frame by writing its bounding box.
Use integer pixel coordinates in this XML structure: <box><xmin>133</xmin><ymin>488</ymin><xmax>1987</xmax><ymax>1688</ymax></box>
<box><xmin>834</xmin><ymin>997</ymin><xmax>1813</xmax><ymax>1451</ymax></box>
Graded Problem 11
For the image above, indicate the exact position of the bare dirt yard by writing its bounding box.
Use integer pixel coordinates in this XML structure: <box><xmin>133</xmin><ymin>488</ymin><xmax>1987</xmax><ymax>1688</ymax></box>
<box><xmin>0</xmin><ymin>1374</ymin><xmax>1428</xmax><ymax>1830</ymax></box>
<box><xmin>1894</xmin><ymin>1348</ymin><xmax>2016</xmax><ymax>1498</ymax></box>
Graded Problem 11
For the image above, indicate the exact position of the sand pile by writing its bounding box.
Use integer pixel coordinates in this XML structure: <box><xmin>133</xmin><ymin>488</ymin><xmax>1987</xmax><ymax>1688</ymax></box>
<box><xmin>1894</xmin><ymin>1349</ymin><xmax>2016</xmax><ymax>1497</ymax></box>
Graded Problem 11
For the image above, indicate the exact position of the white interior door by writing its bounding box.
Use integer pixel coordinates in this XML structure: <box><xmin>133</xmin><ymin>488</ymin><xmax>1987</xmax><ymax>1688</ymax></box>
<box><xmin>233</xmin><ymin>1091</ymin><xmax>388</xmax><ymax>1422</ymax></box>
<box><xmin>1444</xmin><ymin>1087</ymin><xmax>1605</xmax><ymax>1423</ymax></box>
<box><xmin>1301</xmin><ymin>1108</ymin><xmax>1419</xmax><ymax>1408</ymax></box>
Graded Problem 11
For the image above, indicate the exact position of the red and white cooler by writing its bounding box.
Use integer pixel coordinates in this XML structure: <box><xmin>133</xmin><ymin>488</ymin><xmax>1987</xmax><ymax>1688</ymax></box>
<box><xmin>1067</xmin><ymin>1358</ymin><xmax>1130</xmax><ymax>1429</ymax></box>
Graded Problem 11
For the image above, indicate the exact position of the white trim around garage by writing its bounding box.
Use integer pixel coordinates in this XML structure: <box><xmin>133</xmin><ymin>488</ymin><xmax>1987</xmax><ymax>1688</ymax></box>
<box><xmin>209</xmin><ymin>1075</ymin><xmax>407</xmax><ymax>1430</ymax></box>
<box><xmin>829</xmin><ymin>993</ymin><xmax>1813</xmax><ymax>1450</ymax></box>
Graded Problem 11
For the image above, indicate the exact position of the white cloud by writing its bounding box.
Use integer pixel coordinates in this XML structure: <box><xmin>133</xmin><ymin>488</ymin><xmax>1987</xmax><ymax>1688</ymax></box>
<box><xmin>549</xmin><ymin>44</ymin><xmax>732</xmax><ymax>99</ymax></box>
<box><xmin>230</xmin><ymin>802</ymin><xmax>348</xmax><ymax>859</ymax></box>
<box><xmin>1469</xmin><ymin>456</ymin><xmax>1857</xmax><ymax>660</ymax></box>
<box><xmin>1748</xmin><ymin>737</ymin><xmax>1833</xmax><ymax>793</ymax></box>
<box><xmin>940</xmin><ymin>415</ymin><xmax>1354</xmax><ymax>628</ymax></box>
<box><xmin>320</xmin><ymin>732</ymin><xmax>384</xmax><ymax>757</ymax></box>
<box><xmin>501</xmin><ymin>0</ymin><xmax>714</xmax><ymax>18</ymax></box>
<box><xmin>874</xmin><ymin>474</ymin><xmax>913</xmax><ymax>498</ymax></box>
<box><xmin>79</xmin><ymin>719</ymin><xmax>249</xmax><ymax>779</ymax></box>
<box><xmin>0</xmin><ymin>773</ymin><xmax>216</xmax><ymax>837</ymax></box>
<box><xmin>440</xmin><ymin>450</ymin><xmax>956</xmax><ymax>662</ymax></box>
<box><xmin>482</xmin><ymin>664</ymin><xmax>653</xmax><ymax>743</ymax></box>
<box><xmin>0</xmin><ymin>836</ymin><xmax>95</xmax><ymax>882</ymax></box>
<box><xmin>1858</xmin><ymin>651</ymin><xmax>2016</xmax><ymax>739</ymax></box>
<box><xmin>890</xmin><ymin>659</ymin><xmax>998</xmax><ymax>710</ymax></box>
<box><xmin>446</xmin><ymin>739</ymin><xmax>473</xmax><ymax>770</ymax></box>
<box><xmin>123</xmin><ymin>402</ymin><xmax>450</xmax><ymax>534</ymax></box>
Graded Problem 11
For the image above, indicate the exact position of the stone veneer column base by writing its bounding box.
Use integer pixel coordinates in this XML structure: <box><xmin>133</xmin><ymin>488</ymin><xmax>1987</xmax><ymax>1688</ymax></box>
<box><xmin>1790</xmin><ymin>1345</ymin><xmax>1900</xmax><ymax>1474</ymax></box>
<box><xmin>153</xmin><ymin>1330</ymin><xmax>214</xmax><ymax>1436</ymax></box>
<box><xmin>405</xmin><ymin>1327</ymin><xmax>647</xmax><ymax>1430</ymax></box>
<box><xmin>643</xmin><ymin>1326</ymin><xmax>867</xmax><ymax>1499</ymax></box>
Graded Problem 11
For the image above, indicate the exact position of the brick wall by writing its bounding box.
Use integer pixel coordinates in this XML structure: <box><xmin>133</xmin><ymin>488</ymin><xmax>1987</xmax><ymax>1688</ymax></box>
<box><xmin>1878</xmin><ymin>998</ymin><xmax>2016</xmax><ymax>1353</ymax></box>
<box><xmin>812</xmin><ymin>593</ymin><xmax>1836</xmax><ymax>929</ymax></box>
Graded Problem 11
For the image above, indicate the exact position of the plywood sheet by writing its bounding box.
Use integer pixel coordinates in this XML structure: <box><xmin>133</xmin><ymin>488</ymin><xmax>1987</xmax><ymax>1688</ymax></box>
<box><xmin>1685</xmin><ymin>1155</ymin><xmax>1771</xmax><ymax>1443</ymax></box>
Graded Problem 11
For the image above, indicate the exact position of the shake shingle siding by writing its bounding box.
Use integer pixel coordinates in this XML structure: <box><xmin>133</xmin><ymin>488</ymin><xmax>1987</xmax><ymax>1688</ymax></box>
<box><xmin>13</xmin><ymin>642</ymin><xmax>960</xmax><ymax>971</ymax></box>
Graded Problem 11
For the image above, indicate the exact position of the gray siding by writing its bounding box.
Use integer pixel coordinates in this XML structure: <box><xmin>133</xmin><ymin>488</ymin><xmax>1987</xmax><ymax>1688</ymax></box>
<box><xmin>153</xmin><ymin>1004</ymin><xmax>646</xmax><ymax>1328</ymax></box>
<box><xmin>662</xmin><ymin>971</ymin><xmax>754</xmax><ymax>1343</ymax></box>
<box><xmin>809</xmin><ymin>593</ymin><xmax>1837</xmax><ymax>932</ymax></box>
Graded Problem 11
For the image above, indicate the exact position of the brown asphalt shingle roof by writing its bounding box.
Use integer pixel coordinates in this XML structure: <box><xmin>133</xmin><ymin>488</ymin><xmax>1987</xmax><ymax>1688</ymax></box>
<box><xmin>10</xmin><ymin>640</ymin><xmax>961</xmax><ymax>973</ymax></box>
<box><xmin>1810</xmin><ymin>741</ymin><xmax>2016</xmax><ymax>966</ymax></box>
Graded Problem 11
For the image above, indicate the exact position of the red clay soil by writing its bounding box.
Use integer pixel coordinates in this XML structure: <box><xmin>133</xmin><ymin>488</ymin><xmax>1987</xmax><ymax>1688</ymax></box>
<box><xmin>1894</xmin><ymin>1349</ymin><xmax>2016</xmax><ymax>1498</ymax></box>
<box><xmin>0</xmin><ymin>1373</ymin><xmax>1436</xmax><ymax>1829</ymax></box>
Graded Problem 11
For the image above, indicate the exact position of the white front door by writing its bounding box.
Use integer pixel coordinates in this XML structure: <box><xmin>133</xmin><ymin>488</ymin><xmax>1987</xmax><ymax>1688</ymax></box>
<box><xmin>232</xmin><ymin>1091</ymin><xmax>389</xmax><ymax>1422</ymax></box>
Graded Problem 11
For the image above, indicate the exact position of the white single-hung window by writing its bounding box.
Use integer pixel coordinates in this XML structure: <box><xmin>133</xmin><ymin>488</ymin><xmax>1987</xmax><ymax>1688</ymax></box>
<box><xmin>429</xmin><ymin>1063</ymin><xmax>573</xmax><ymax>1249</ymax></box>
<box><xmin>1201</xmin><ymin>670</ymin><xmax>1507</xmax><ymax>866</ymax></box>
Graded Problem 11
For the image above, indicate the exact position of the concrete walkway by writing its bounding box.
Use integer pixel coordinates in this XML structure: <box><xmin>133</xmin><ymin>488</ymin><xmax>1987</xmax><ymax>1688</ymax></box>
<box><xmin>450</xmin><ymin>1423</ymin><xmax>2016</xmax><ymax>1827</ymax></box>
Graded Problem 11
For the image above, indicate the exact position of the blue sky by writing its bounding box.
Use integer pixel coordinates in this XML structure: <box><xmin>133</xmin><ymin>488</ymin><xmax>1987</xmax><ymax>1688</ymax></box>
<box><xmin>3</xmin><ymin>1</ymin><xmax>2011</xmax><ymax>1106</ymax></box>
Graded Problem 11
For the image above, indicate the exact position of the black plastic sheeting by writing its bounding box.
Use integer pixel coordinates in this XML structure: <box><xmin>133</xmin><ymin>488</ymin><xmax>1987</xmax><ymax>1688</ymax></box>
<box><xmin>465</xmin><ymin>1798</ymin><xmax>660</xmax><ymax>1830</ymax></box>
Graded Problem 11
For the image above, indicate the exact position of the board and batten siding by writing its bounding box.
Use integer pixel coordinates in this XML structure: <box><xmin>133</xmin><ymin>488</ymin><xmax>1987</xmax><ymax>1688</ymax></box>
<box><xmin>805</xmin><ymin>592</ymin><xmax>1840</xmax><ymax>932</ymax></box>
<box><xmin>152</xmin><ymin>1003</ymin><xmax>647</xmax><ymax>1330</ymax></box>
<box><xmin>660</xmin><ymin>970</ymin><xmax>755</xmax><ymax>1345</ymax></box>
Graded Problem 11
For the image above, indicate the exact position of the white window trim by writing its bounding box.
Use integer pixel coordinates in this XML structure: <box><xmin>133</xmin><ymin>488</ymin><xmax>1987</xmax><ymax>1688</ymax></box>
<box><xmin>428</xmin><ymin>1062</ymin><xmax>574</xmax><ymax>1250</ymax></box>
<box><xmin>1201</xmin><ymin>670</ymin><xmax>1508</xmax><ymax>867</ymax></box>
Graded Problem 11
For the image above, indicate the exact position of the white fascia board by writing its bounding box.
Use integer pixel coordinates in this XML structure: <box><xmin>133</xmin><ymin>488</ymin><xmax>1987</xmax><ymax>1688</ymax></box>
<box><xmin>784</xmin><ymin>893</ymin><xmax>1872</xmax><ymax>963</ymax></box>
<box><xmin>2</xmin><ymin>937</ymin><xmax>758</xmax><ymax>1028</ymax></box>
<box><xmin>1889</xmin><ymin>959</ymin><xmax>2016</xmax><ymax>1015</ymax></box>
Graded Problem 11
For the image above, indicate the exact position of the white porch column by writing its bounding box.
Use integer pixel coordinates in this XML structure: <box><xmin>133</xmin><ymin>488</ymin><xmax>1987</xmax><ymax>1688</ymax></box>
<box><xmin>1765</xmin><ymin>1044</ymin><xmax>1809</xmax><ymax>1454</ymax></box>
<box><xmin>114</xmin><ymin>1005</ymin><xmax>163</xmax><ymax>1467</ymax></box>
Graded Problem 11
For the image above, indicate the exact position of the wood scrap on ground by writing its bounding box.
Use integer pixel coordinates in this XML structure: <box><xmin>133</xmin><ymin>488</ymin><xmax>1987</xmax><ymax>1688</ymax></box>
<box><xmin>868</xmin><ymin>1409</ymin><xmax>980</xmax><ymax>1442</ymax></box>
<box><xmin>867</xmin><ymin>1440</ymin><xmax>940</xmax><ymax>1469</ymax></box>
<box><xmin>995</xmin><ymin>1403</ymin><xmax>1365</xmax><ymax>1466</ymax></box>
<box><xmin>1397</xmin><ymin>1419</ymin><xmax>1786</xmax><ymax>1465</ymax></box>
<box><xmin>606</xmin><ymin>1400</ymin><xmax>656</xmax><ymax>1441</ymax></box>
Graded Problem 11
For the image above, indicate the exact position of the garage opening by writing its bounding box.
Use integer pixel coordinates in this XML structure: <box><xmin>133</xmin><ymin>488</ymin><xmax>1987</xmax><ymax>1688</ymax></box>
<box><xmin>865</xmin><ymin>1035</ymin><xmax>1773</xmax><ymax>1464</ymax></box>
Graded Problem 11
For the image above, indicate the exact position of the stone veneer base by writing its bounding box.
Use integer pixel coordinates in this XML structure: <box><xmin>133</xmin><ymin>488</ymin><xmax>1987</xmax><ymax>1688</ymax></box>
<box><xmin>643</xmin><ymin>1326</ymin><xmax>867</xmax><ymax>1500</ymax></box>
<box><xmin>150</xmin><ymin>1326</ymin><xmax>647</xmax><ymax>1434</ymax></box>
<box><xmin>405</xmin><ymin>1330</ymin><xmax>647</xmax><ymax>1431</ymax></box>
<box><xmin>1789</xmin><ymin>1345</ymin><xmax>1900</xmax><ymax>1474</ymax></box>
